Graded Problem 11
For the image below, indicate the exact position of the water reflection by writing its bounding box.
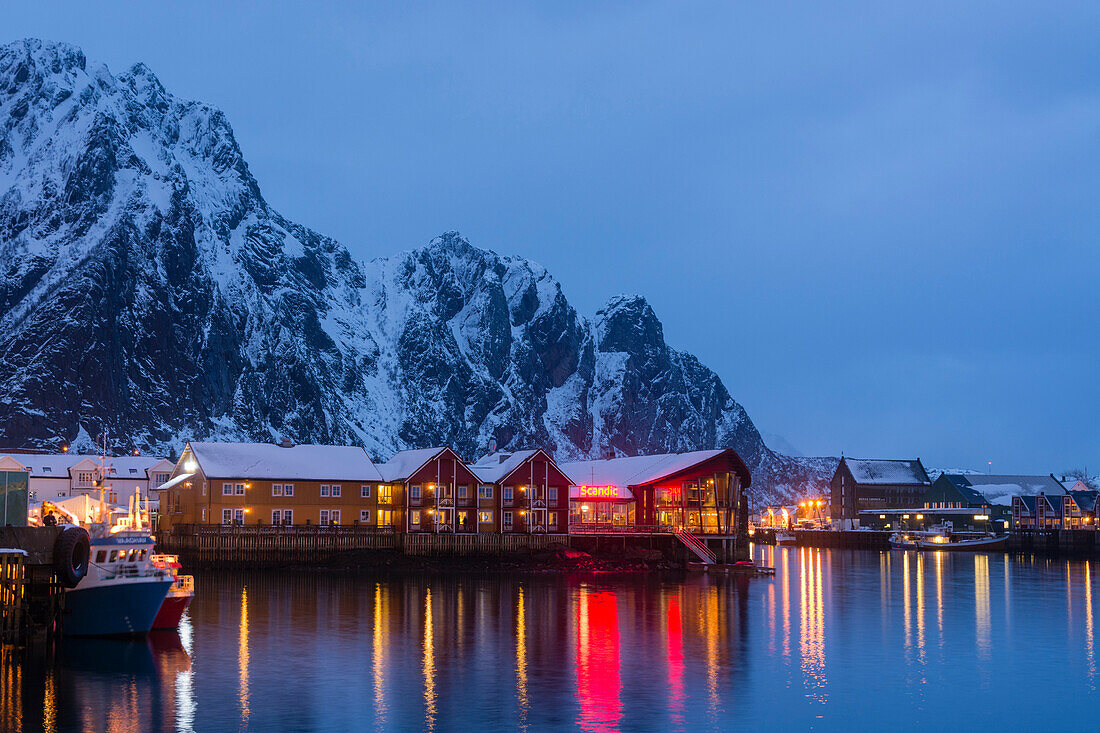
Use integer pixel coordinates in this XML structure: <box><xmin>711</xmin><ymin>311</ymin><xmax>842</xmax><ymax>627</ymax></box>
<box><xmin>6</xmin><ymin>553</ymin><xmax>1100</xmax><ymax>731</ymax></box>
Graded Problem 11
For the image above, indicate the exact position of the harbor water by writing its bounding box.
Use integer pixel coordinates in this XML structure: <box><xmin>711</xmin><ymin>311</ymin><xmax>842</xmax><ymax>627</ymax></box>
<box><xmin>3</xmin><ymin>545</ymin><xmax>1099</xmax><ymax>732</ymax></box>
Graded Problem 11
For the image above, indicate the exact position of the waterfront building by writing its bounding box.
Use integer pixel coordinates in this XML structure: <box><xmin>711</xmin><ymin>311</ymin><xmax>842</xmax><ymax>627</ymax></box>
<box><xmin>0</xmin><ymin>452</ymin><xmax>172</xmax><ymax>505</ymax></box>
<box><xmin>379</xmin><ymin>447</ymin><xmax>481</xmax><ymax>533</ymax></box>
<box><xmin>157</xmin><ymin>441</ymin><xmax>385</xmax><ymax>530</ymax></box>
<box><xmin>469</xmin><ymin>450</ymin><xmax>573</xmax><ymax>533</ymax></box>
<box><xmin>1012</xmin><ymin>494</ymin><xmax>1063</xmax><ymax>530</ymax></box>
<box><xmin>830</xmin><ymin>458</ymin><xmax>931</xmax><ymax>524</ymax></box>
<box><xmin>559</xmin><ymin>449</ymin><xmax>750</xmax><ymax>534</ymax></box>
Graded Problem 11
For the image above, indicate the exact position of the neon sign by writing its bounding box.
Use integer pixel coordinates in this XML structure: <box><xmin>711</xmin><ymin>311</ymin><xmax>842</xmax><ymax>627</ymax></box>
<box><xmin>578</xmin><ymin>485</ymin><xmax>619</xmax><ymax>498</ymax></box>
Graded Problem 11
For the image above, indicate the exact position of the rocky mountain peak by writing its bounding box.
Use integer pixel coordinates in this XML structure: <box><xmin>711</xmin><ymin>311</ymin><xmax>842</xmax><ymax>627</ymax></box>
<box><xmin>0</xmin><ymin>41</ymin><xmax>836</xmax><ymax>502</ymax></box>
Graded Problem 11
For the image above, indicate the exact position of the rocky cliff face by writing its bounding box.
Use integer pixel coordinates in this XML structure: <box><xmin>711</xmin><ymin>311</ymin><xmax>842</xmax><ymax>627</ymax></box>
<box><xmin>0</xmin><ymin>39</ymin><xmax>834</xmax><ymax>502</ymax></box>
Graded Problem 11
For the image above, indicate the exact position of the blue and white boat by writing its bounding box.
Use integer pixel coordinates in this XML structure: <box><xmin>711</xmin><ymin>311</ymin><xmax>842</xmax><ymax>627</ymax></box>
<box><xmin>64</xmin><ymin>531</ymin><xmax>173</xmax><ymax>636</ymax></box>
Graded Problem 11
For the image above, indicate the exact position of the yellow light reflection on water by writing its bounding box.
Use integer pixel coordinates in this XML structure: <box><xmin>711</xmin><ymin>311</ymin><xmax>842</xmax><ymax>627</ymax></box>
<box><xmin>799</xmin><ymin>548</ymin><xmax>826</xmax><ymax>703</ymax></box>
<box><xmin>1086</xmin><ymin>563</ymin><xmax>1095</xmax><ymax>685</ymax></box>
<box><xmin>43</xmin><ymin>670</ymin><xmax>55</xmax><ymax>733</ymax></box>
<box><xmin>975</xmin><ymin>555</ymin><xmax>990</xmax><ymax>659</ymax></box>
<box><xmin>373</xmin><ymin>582</ymin><xmax>388</xmax><ymax>727</ymax></box>
<box><xmin>423</xmin><ymin>586</ymin><xmax>436</xmax><ymax>732</ymax></box>
<box><xmin>516</xmin><ymin>585</ymin><xmax>529</xmax><ymax>728</ymax></box>
<box><xmin>239</xmin><ymin>585</ymin><xmax>250</xmax><ymax>724</ymax></box>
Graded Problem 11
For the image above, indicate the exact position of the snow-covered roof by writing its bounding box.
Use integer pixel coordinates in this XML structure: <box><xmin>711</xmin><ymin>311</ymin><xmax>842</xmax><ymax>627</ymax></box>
<box><xmin>188</xmin><ymin>442</ymin><xmax>383</xmax><ymax>482</ymax></box>
<box><xmin>0</xmin><ymin>453</ymin><xmax>168</xmax><ymax>478</ymax></box>
<box><xmin>104</xmin><ymin>456</ymin><xmax>171</xmax><ymax>479</ymax></box>
<box><xmin>378</xmin><ymin>448</ymin><xmax>449</xmax><ymax>482</ymax></box>
<box><xmin>963</xmin><ymin>474</ymin><xmax>1066</xmax><ymax>506</ymax></box>
<box><xmin>842</xmin><ymin>459</ymin><xmax>929</xmax><ymax>485</ymax></box>
<box><xmin>469</xmin><ymin>450</ymin><xmax>548</xmax><ymax>484</ymax></box>
<box><xmin>560</xmin><ymin>450</ymin><xmax>730</xmax><ymax>491</ymax></box>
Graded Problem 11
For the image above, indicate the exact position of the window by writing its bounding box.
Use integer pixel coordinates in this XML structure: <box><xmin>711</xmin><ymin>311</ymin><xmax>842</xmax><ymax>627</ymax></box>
<box><xmin>361</xmin><ymin>485</ymin><xmax>371</xmax><ymax>498</ymax></box>
<box><xmin>548</xmin><ymin>487</ymin><xmax>558</xmax><ymax>502</ymax></box>
<box><xmin>284</xmin><ymin>484</ymin><xmax>294</xmax><ymax>497</ymax></box>
<box><xmin>77</xmin><ymin>471</ymin><xmax>92</xmax><ymax>485</ymax></box>
<box><xmin>107</xmin><ymin>490</ymin><xmax>117</xmax><ymax>504</ymax></box>
<box><xmin>478</xmin><ymin>510</ymin><xmax>493</xmax><ymax>523</ymax></box>
<box><xmin>201</xmin><ymin>507</ymin><xmax>207</xmax><ymax>522</ymax></box>
<box><xmin>320</xmin><ymin>509</ymin><xmax>329</xmax><ymax>524</ymax></box>
<box><xmin>272</xmin><ymin>509</ymin><xmax>292</xmax><ymax>525</ymax></box>
<box><xmin>222</xmin><ymin>508</ymin><xmax>233</xmax><ymax>524</ymax></box>
<box><xmin>155</xmin><ymin>472</ymin><xmax>170</xmax><ymax>485</ymax></box>
<box><xmin>321</xmin><ymin>484</ymin><xmax>331</xmax><ymax>497</ymax></box>
<box><xmin>458</xmin><ymin>485</ymin><xmax>468</xmax><ymax>499</ymax></box>
<box><xmin>234</xmin><ymin>509</ymin><xmax>245</xmax><ymax>524</ymax></box>
<box><xmin>360</xmin><ymin>509</ymin><xmax>371</xmax><ymax>523</ymax></box>
<box><xmin>273</xmin><ymin>484</ymin><xmax>284</xmax><ymax>497</ymax></box>
<box><xmin>503</xmin><ymin>510</ymin><xmax>513</xmax><ymax>528</ymax></box>
<box><xmin>478</xmin><ymin>485</ymin><xmax>493</xmax><ymax>499</ymax></box>
<box><xmin>332</xmin><ymin>484</ymin><xmax>342</xmax><ymax>498</ymax></box>
<box><xmin>410</xmin><ymin>485</ymin><xmax>421</xmax><ymax>500</ymax></box>
<box><xmin>272</xmin><ymin>509</ymin><xmax>281</xmax><ymax>524</ymax></box>
<box><xmin>234</xmin><ymin>483</ymin><xmax>245</xmax><ymax>496</ymax></box>
<box><xmin>549</xmin><ymin>512</ymin><xmax>558</xmax><ymax>527</ymax></box>
<box><xmin>411</xmin><ymin>509</ymin><xmax>421</xmax><ymax>525</ymax></box>
<box><xmin>377</xmin><ymin>509</ymin><xmax>393</xmax><ymax>527</ymax></box>
<box><xmin>95</xmin><ymin>550</ymin><xmax>107</xmax><ymax>563</ymax></box>
<box><xmin>222</xmin><ymin>482</ymin><xmax>233</xmax><ymax>495</ymax></box>
<box><xmin>129</xmin><ymin>468</ymin><xmax>138</xmax><ymax>475</ymax></box>
<box><xmin>378</xmin><ymin>485</ymin><xmax>392</xmax><ymax>504</ymax></box>
<box><xmin>108</xmin><ymin>550</ymin><xmax>119</xmax><ymax>562</ymax></box>
<box><xmin>503</xmin><ymin>487</ymin><xmax>513</xmax><ymax>502</ymax></box>
<box><xmin>42</xmin><ymin>467</ymin><xmax>52</xmax><ymax>474</ymax></box>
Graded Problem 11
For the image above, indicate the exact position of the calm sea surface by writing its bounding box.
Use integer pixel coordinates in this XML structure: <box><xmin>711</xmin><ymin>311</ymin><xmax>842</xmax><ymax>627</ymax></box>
<box><xmin>4</xmin><ymin>545</ymin><xmax>1099</xmax><ymax>732</ymax></box>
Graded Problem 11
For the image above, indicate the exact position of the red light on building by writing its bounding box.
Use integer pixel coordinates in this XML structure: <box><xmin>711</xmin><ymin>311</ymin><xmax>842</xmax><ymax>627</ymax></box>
<box><xmin>578</xmin><ymin>486</ymin><xmax>620</xmax><ymax>498</ymax></box>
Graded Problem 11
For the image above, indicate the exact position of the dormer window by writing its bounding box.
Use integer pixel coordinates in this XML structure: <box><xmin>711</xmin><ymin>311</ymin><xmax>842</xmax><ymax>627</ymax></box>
<box><xmin>42</xmin><ymin>467</ymin><xmax>51</xmax><ymax>473</ymax></box>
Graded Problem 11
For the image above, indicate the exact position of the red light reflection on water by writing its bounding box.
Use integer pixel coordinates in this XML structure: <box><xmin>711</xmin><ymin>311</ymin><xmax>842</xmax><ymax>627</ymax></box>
<box><xmin>576</xmin><ymin>589</ymin><xmax>622</xmax><ymax>731</ymax></box>
<box><xmin>666</xmin><ymin>595</ymin><xmax>685</xmax><ymax>727</ymax></box>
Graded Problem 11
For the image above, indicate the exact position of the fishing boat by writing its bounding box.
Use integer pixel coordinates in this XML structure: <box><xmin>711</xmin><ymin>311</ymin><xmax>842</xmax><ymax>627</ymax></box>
<box><xmin>66</xmin><ymin>528</ymin><xmax>174</xmax><ymax>636</ymax></box>
<box><xmin>916</xmin><ymin>532</ymin><xmax>1008</xmax><ymax>551</ymax></box>
<box><xmin>150</xmin><ymin>554</ymin><xmax>195</xmax><ymax>629</ymax></box>
<box><xmin>775</xmin><ymin>530</ymin><xmax>798</xmax><ymax>546</ymax></box>
<box><xmin>55</xmin><ymin>448</ymin><xmax>174</xmax><ymax>636</ymax></box>
<box><xmin>888</xmin><ymin>531</ymin><xmax>920</xmax><ymax>550</ymax></box>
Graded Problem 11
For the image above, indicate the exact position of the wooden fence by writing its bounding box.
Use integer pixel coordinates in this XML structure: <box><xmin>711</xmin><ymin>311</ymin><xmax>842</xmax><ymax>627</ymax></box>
<box><xmin>158</xmin><ymin>525</ymin><xmax>571</xmax><ymax>567</ymax></box>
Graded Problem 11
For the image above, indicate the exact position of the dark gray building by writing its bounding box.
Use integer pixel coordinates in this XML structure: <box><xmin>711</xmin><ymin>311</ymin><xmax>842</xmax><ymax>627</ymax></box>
<box><xmin>830</xmin><ymin>457</ymin><xmax>931</xmax><ymax>523</ymax></box>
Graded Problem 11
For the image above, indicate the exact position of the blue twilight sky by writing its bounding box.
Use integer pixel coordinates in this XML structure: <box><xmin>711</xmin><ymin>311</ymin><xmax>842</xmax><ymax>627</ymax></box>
<box><xmin>3</xmin><ymin>2</ymin><xmax>1098</xmax><ymax>473</ymax></box>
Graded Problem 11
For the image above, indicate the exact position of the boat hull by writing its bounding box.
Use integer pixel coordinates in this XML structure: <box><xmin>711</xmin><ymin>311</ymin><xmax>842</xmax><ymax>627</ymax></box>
<box><xmin>919</xmin><ymin>535</ymin><xmax>1008</xmax><ymax>551</ymax></box>
<box><xmin>63</xmin><ymin>578</ymin><xmax>174</xmax><ymax>637</ymax></box>
<box><xmin>152</xmin><ymin>592</ymin><xmax>193</xmax><ymax>630</ymax></box>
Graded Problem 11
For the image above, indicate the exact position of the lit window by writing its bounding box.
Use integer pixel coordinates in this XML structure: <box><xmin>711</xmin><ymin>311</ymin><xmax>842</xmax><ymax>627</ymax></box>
<box><xmin>478</xmin><ymin>510</ymin><xmax>493</xmax><ymax>523</ymax></box>
<box><xmin>361</xmin><ymin>485</ymin><xmax>371</xmax><ymax>498</ymax></box>
<box><xmin>549</xmin><ymin>512</ymin><xmax>558</xmax><ymax>526</ymax></box>
<box><xmin>411</xmin><ymin>509</ymin><xmax>421</xmax><ymax>525</ymax></box>
<box><xmin>378</xmin><ymin>485</ymin><xmax>392</xmax><ymax>503</ymax></box>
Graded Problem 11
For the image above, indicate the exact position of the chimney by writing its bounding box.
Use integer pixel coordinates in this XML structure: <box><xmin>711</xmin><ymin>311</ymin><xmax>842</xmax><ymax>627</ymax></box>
<box><xmin>279</xmin><ymin>437</ymin><xmax>294</xmax><ymax>448</ymax></box>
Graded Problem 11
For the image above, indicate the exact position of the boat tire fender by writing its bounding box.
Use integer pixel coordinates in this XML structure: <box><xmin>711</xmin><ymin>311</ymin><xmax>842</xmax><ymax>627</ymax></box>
<box><xmin>54</xmin><ymin>526</ymin><xmax>90</xmax><ymax>588</ymax></box>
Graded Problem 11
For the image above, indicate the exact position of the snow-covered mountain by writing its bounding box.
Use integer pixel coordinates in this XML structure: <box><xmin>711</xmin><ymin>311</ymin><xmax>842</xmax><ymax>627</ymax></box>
<box><xmin>0</xmin><ymin>39</ymin><xmax>835</xmax><ymax>502</ymax></box>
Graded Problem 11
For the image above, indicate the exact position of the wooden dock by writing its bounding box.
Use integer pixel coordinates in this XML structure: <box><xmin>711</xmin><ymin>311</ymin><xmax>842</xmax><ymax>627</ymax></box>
<box><xmin>157</xmin><ymin>525</ymin><xmax>575</xmax><ymax>568</ymax></box>
<box><xmin>0</xmin><ymin>528</ymin><xmax>72</xmax><ymax>642</ymax></box>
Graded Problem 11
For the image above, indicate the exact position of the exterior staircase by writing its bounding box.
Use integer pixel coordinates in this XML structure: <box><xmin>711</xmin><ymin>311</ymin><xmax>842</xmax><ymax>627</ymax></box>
<box><xmin>674</xmin><ymin>530</ymin><xmax>716</xmax><ymax>564</ymax></box>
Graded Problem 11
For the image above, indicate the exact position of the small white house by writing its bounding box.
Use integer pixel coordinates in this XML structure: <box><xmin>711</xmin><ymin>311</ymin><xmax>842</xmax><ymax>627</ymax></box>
<box><xmin>0</xmin><ymin>453</ymin><xmax>173</xmax><ymax>506</ymax></box>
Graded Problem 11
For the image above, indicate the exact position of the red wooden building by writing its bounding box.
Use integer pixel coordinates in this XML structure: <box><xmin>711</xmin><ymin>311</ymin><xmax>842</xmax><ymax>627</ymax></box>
<box><xmin>379</xmin><ymin>447</ymin><xmax>483</xmax><ymax>533</ymax></box>
<box><xmin>469</xmin><ymin>449</ymin><xmax>572</xmax><ymax>533</ymax></box>
<box><xmin>560</xmin><ymin>449</ymin><xmax>751</xmax><ymax>534</ymax></box>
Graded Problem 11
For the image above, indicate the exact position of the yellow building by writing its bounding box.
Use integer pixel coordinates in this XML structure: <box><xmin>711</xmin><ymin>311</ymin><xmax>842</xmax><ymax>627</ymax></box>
<box><xmin>157</xmin><ymin>440</ymin><xmax>396</xmax><ymax>530</ymax></box>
